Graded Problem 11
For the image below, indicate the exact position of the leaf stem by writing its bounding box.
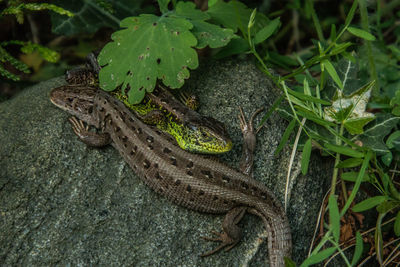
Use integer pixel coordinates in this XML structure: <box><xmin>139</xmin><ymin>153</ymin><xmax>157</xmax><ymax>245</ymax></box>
<box><xmin>330</xmin><ymin>124</ymin><xmax>344</xmax><ymax>197</ymax></box>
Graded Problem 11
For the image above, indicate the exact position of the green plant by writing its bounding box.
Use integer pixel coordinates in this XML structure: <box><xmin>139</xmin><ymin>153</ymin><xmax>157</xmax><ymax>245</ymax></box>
<box><xmin>0</xmin><ymin>1</ymin><xmax>73</xmax><ymax>81</ymax></box>
<box><xmin>90</xmin><ymin>0</ymin><xmax>400</xmax><ymax>265</ymax></box>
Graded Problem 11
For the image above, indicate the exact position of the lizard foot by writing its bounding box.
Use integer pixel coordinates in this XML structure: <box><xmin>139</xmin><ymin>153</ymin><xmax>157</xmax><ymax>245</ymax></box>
<box><xmin>238</xmin><ymin>107</ymin><xmax>264</xmax><ymax>176</ymax></box>
<box><xmin>68</xmin><ymin>117</ymin><xmax>110</xmax><ymax>147</ymax></box>
<box><xmin>200</xmin><ymin>230</ymin><xmax>238</xmax><ymax>257</ymax></box>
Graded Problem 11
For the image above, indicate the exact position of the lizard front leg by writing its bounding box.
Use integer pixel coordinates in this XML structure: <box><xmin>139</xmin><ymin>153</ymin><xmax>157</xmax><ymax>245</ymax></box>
<box><xmin>69</xmin><ymin>117</ymin><xmax>111</xmax><ymax>147</ymax></box>
<box><xmin>201</xmin><ymin>107</ymin><xmax>264</xmax><ymax>256</ymax></box>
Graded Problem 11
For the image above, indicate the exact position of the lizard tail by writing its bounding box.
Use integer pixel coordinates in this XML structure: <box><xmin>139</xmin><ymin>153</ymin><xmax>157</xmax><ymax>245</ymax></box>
<box><xmin>249</xmin><ymin>203</ymin><xmax>292</xmax><ymax>267</ymax></box>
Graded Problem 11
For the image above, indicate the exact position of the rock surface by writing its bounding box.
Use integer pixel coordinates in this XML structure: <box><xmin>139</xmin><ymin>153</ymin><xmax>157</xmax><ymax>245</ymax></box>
<box><xmin>0</xmin><ymin>58</ymin><xmax>332</xmax><ymax>266</ymax></box>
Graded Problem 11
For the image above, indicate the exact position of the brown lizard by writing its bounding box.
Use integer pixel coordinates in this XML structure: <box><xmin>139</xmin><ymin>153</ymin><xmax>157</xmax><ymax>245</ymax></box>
<box><xmin>50</xmin><ymin>84</ymin><xmax>292</xmax><ymax>266</ymax></box>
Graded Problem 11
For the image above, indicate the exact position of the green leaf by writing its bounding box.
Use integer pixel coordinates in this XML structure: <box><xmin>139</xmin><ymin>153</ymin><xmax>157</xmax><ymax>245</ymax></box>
<box><xmin>394</xmin><ymin>211</ymin><xmax>400</xmax><ymax>236</ymax></box>
<box><xmin>301</xmin><ymin>138</ymin><xmax>312</xmax><ymax>175</ymax></box>
<box><xmin>284</xmin><ymin>257</ymin><xmax>296</xmax><ymax>267</ymax></box>
<box><xmin>381</xmin><ymin>152</ymin><xmax>393</xmax><ymax>167</ymax></box>
<box><xmin>51</xmin><ymin>0</ymin><xmax>147</xmax><ymax>35</ymax></box>
<box><xmin>172</xmin><ymin>2</ymin><xmax>235</xmax><ymax>49</ymax></box>
<box><xmin>341</xmin><ymin>171</ymin><xmax>370</xmax><ymax>182</ymax></box>
<box><xmin>390</xmin><ymin>86</ymin><xmax>400</xmax><ymax>116</ymax></box>
<box><xmin>324</xmin><ymin>143</ymin><xmax>364</xmax><ymax>158</ymax></box>
<box><xmin>190</xmin><ymin>20</ymin><xmax>234</xmax><ymax>48</ymax></box>
<box><xmin>376</xmin><ymin>200</ymin><xmax>399</xmax><ymax>213</ymax></box>
<box><xmin>287</xmin><ymin>87</ymin><xmax>331</xmax><ymax>105</ymax></box>
<box><xmin>386</xmin><ymin>131</ymin><xmax>400</xmax><ymax>149</ymax></box>
<box><xmin>275</xmin><ymin>118</ymin><xmax>296</xmax><ymax>155</ymax></box>
<box><xmin>356</xmin><ymin>113</ymin><xmax>400</xmax><ymax>155</ymax></box>
<box><xmin>344</xmin><ymin>116</ymin><xmax>376</xmax><ymax>135</ymax></box>
<box><xmin>351</xmin><ymin>231</ymin><xmax>364</xmax><ymax>266</ymax></box>
<box><xmin>347</xmin><ymin>27</ymin><xmax>376</xmax><ymax>41</ymax></box>
<box><xmin>98</xmin><ymin>14</ymin><xmax>198</xmax><ymax>103</ymax></box>
<box><xmin>322</xmin><ymin>60</ymin><xmax>343</xmax><ymax>89</ymax></box>
<box><xmin>341</xmin><ymin>151</ymin><xmax>372</xmax><ymax>217</ymax></box>
<box><xmin>389</xmin><ymin>181</ymin><xmax>400</xmax><ymax>201</ymax></box>
<box><xmin>254</xmin><ymin>18</ymin><xmax>280</xmax><ymax>44</ymax></box>
<box><xmin>300</xmin><ymin>247</ymin><xmax>336</xmax><ymax>267</ymax></box>
<box><xmin>329</xmin><ymin>42</ymin><xmax>353</xmax><ymax>56</ymax></box>
<box><xmin>344</xmin><ymin>1</ymin><xmax>358</xmax><ymax>27</ymax></box>
<box><xmin>157</xmin><ymin>0</ymin><xmax>170</xmax><ymax>13</ymax></box>
<box><xmin>207</xmin><ymin>0</ymin><xmax>268</xmax><ymax>33</ymax></box>
<box><xmin>328</xmin><ymin>195</ymin><xmax>340</xmax><ymax>242</ymax></box>
<box><xmin>324</xmin><ymin>81</ymin><xmax>375</xmax><ymax>129</ymax></box>
<box><xmin>336</xmin><ymin>158</ymin><xmax>363</xmax><ymax>168</ymax></box>
<box><xmin>352</xmin><ymin>196</ymin><xmax>388</xmax><ymax>212</ymax></box>
<box><xmin>213</xmin><ymin>37</ymin><xmax>249</xmax><ymax>59</ymax></box>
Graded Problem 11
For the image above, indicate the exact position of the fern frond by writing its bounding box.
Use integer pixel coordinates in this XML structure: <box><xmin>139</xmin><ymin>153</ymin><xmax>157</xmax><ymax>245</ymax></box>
<box><xmin>1</xmin><ymin>3</ymin><xmax>73</xmax><ymax>24</ymax></box>
<box><xmin>2</xmin><ymin>41</ymin><xmax>60</xmax><ymax>63</ymax></box>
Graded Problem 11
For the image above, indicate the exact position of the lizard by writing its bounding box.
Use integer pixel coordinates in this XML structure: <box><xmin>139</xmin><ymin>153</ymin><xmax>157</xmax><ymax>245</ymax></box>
<box><xmin>63</xmin><ymin>53</ymin><xmax>232</xmax><ymax>154</ymax></box>
<box><xmin>49</xmin><ymin>84</ymin><xmax>292</xmax><ymax>266</ymax></box>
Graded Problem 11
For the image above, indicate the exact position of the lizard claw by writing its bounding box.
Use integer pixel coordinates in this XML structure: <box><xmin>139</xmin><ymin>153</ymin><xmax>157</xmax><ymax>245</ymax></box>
<box><xmin>200</xmin><ymin>230</ymin><xmax>237</xmax><ymax>257</ymax></box>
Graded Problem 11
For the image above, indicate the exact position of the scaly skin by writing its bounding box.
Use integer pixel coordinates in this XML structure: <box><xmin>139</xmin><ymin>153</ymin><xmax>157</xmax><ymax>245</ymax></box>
<box><xmin>65</xmin><ymin>68</ymin><xmax>232</xmax><ymax>154</ymax></box>
<box><xmin>49</xmin><ymin>85</ymin><xmax>292</xmax><ymax>267</ymax></box>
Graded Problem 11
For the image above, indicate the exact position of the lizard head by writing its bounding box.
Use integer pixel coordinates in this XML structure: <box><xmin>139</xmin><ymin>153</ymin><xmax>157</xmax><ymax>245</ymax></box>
<box><xmin>171</xmin><ymin>116</ymin><xmax>233</xmax><ymax>154</ymax></box>
<box><xmin>50</xmin><ymin>85</ymin><xmax>98</xmax><ymax>123</ymax></box>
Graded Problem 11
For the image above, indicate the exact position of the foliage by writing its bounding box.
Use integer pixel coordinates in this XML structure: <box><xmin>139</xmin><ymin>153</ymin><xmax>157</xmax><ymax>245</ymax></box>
<box><xmin>2</xmin><ymin>0</ymin><xmax>399</xmax><ymax>265</ymax></box>
<box><xmin>0</xmin><ymin>1</ymin><xmax>71</xmax><ymax>81</ymax></box>
<box><xmin>239</xmin><ymin>0</ymin><xmax>400</xmax><ymax>265</ymax></box>
<box><xmin>50</xmin><ymin>0</ymin><xmax>149</xmax><ymax>35</ymax></box>
<box><xmin>98</xmin><ymin>1</ymin><xmax>235</xmax><ymax>103</ymax></box>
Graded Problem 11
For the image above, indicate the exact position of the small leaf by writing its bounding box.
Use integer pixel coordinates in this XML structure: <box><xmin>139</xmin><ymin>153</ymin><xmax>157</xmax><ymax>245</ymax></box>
<box><xmin>357</xmin><ymin>113</ymin><xmax>400</xmax><ymax>155</ymax></box>
<box><xmin>301</xmin><ymin>138</ymin><xmax>312</xmax><ymax>175</ymax></box>
<box><xmin>352</xmin><ymin>196</ymin><xmax>388</xmax><ymax>212</ymax></box>
<box><xmin>344</xmin><ymin>1</ymin><xmax>358</xmax><ymax>27</ymax></box>
<box><xmin>284</xmin><ymin>257</ymin><xmax>296</xmax><ymax>267</ymax></box>
<box><xmin>247</xmin><ymin>8</ymin><xmax>257</xmax><ymax>28</ymax></box>
<box><xmin>347</xmin><ymin>27</ymin><xmax>376</xmax><ymax>41</ymax></box>
<box><xmin>341</xmin><ymin>171</ymin><xmax>370</xmax><ymax>182</ymax></box>
<box><xmin>344</xmin><ymin>116</ymin><xmax>375</xmax><ymax>134</ymax></box>
<box><xmin>300</xmin><ymin>247</ymin><xmax>337</xmax><ymax>266</ymax></box>
<box><xmin>351</xmin><ymin>231</ymin><xmax>364</xmax><ymax>266</ymax></box>
<box><xmin>287</xmin><ymin>87</ymin><xmax>331</xmax><ymax>105</ymax></box>
<box><xmin>328</xmin><ymin>195</ymin><xmax>340</xmax><ymax>242</ymax></box>
<box><xmin>381</xmin><ymin>152</ymin><xmax>393</xmax><ymax>167</ymax></box>
<box><xmin>322</xmin><ymin>60</ymin><xmax>343</xmax><ymax>89</ymax></box>
<box><xmin>157</xmin><ymin>0</ymin><xmax>170</xmax><ymax>13</ymax></box>
<box><xmin>376</xmin><ymin>200</ymin><xmax>399</xmax><ymax>213</ymax></box>
<box><xmin>254</xmin><ymin>18</ymin><xmax>280</xmax><ymax>44</ymax></box>
<box><xmin>394</xmin><ymin>211</ymin><xmax>400</xmax><ymax>236</ymax></box>
<box><xmin>336</xmin><ymin>158</ymin><xmax>363</xmax><ymax>168</ymax></box>
<box><xmin>275</xmin><ymin>118</ymin><xmax>296</xmax><ymax>155</ymax></box>
<box><xmin>386</xmin><ymin>131</ymin><xmax>400</xmax><ymax>149</ymax></box>
<box><xmin>324</xmin><ymin>143</ymin><xmax>364</xmax><ymax>158</ymax></box>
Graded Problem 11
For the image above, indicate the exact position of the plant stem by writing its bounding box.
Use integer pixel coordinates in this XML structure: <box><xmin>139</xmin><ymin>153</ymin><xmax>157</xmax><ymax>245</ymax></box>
<box><xmin>330</xmin><ymin>124</ymin><xmax>344</xmax><ymax>197</ymax></box>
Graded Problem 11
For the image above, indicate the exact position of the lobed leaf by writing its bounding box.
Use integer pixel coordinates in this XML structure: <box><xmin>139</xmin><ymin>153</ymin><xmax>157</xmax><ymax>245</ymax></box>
<box><xmin>98</xmin><ymin>14</ymin><xmax>198</xmax><ymax>103</ymax></box>
<box><xmin>172</xmin><ymin>2</ymin><xmax>234</xmax><ymax>49</ymax></box>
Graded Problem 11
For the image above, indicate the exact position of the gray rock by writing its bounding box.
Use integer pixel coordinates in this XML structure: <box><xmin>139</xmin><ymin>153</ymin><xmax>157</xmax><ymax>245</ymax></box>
<box><xmin>0</xmin><ymin>58</ymin><xmax>332</xmax><ymax>266</ymax></box>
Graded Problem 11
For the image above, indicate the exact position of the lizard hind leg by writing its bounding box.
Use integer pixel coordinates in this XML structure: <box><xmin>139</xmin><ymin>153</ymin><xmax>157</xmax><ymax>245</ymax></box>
<box><xmin>201</xmin><ymin>207</ymin><xmax>247</xmax><ymax>257</ymax></box>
